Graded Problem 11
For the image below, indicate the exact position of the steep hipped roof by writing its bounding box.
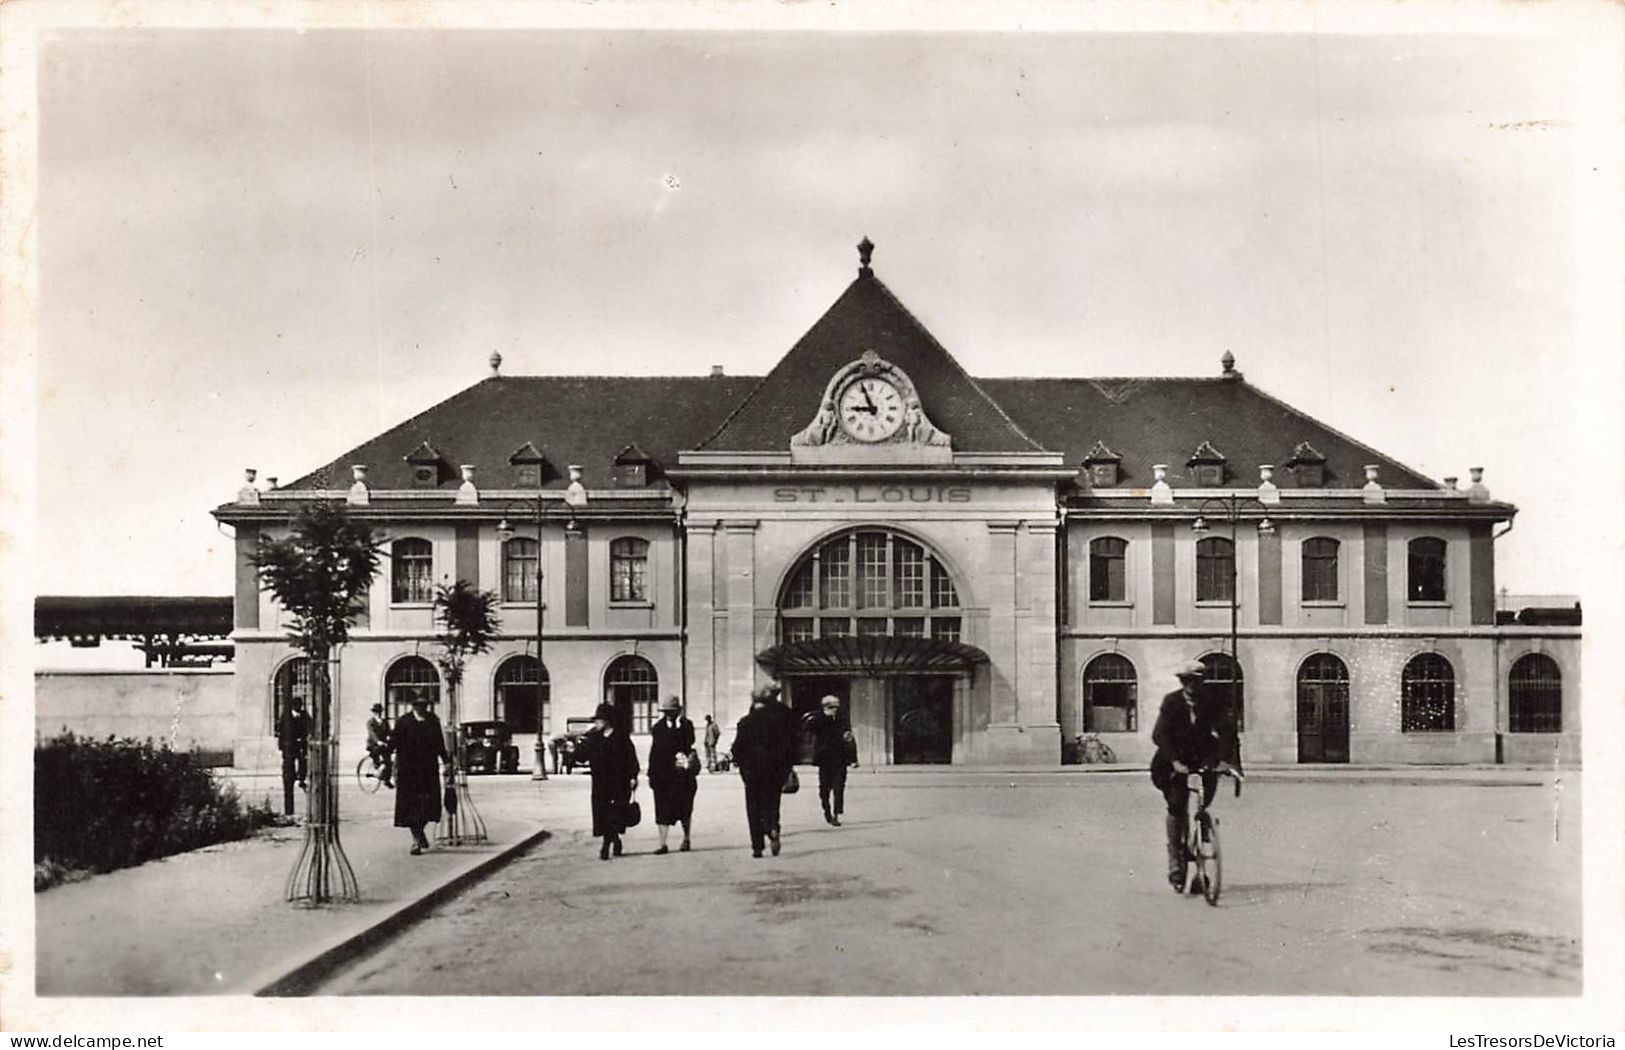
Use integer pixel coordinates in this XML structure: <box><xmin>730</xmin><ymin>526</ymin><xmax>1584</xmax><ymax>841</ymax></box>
<box><xmin>696</xmin><ymin>269</ymin><xmax>1044</xmax><ymax>454</ymax></box>
<box><xmin>283</xmin><ymin>376</ymin><xmax>759</xmax><ymax>491</ymax></box>
<box><xmin>979</xmin><ymin>377</ymin><xmax>1439</xmax><ymax>490</ymax></box>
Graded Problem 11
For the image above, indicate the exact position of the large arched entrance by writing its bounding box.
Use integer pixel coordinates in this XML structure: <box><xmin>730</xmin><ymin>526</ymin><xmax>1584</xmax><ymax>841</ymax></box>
<box><xmin>758</xmin><ymin>528</ymin><xmax>985</xmax><ymax>766</ymax></box>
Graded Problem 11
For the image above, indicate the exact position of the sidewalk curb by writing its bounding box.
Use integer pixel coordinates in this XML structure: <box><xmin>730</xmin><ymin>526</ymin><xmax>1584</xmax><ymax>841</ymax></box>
<box><xmin>253</xmin><ymin>827</ymin><xmax>550</xmax><ymax>997</ymax></box>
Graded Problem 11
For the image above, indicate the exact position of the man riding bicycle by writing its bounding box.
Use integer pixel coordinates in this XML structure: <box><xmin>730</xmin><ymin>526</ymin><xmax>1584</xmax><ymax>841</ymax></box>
<box><xmin>1151</xmin><ymin>660</ymin><xmax>1241</xmax><ymax>893</ymax></box>
<box><xmin>366</xmin><ymin>703</ymin><xmax>394</xmax><ymax>788</ymax></box>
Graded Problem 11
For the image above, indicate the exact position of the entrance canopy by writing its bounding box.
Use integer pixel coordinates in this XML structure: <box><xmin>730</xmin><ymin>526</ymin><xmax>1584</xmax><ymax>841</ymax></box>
<box><xmin>756</xmin><ymin>635</ymin><xmax>989</xmax><ymax>677</ymax></box>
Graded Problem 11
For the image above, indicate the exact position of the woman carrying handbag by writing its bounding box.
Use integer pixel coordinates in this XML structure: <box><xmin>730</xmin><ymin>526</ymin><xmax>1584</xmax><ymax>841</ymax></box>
<box><xmin>648</xmin><ymin>695</ymin><xmax>700</xmax><ymax>854</ymax></box>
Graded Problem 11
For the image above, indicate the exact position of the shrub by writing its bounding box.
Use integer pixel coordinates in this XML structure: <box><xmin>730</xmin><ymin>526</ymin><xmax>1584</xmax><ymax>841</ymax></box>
<box><xmin>34</xmin><ymin>733</ymin><xmax>284</xmax><ymax>888</ymax></box>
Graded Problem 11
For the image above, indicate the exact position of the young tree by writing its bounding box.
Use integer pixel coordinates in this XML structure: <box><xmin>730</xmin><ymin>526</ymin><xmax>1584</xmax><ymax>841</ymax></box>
<box><xmin>252</xmin><ymin>501</ymin><xmax>381</xmax><ymax>903</ymax></box>
<box><xmin>433</xmin><ymin>580</ymin><xmax>501</xmax><ymax>845</ymax></box>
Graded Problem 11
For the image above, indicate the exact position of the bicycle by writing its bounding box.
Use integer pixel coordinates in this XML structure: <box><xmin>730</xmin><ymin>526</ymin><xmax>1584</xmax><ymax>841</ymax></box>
<box><xmin>356</xmin><ymin>750</ymin><xmax>393</xmax><ymax>793</ymax></box>
<box><xmin>1183</xmin><ymin>764</ymin><xmax>1242</xmax><ymax>906</ymax></box>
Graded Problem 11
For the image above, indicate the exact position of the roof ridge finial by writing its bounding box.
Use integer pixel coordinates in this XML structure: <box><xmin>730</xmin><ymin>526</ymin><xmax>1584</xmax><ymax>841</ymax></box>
<box><xmin>858</xmin><ymin>236</ymin><xmax>875</xmax><ymax>274</ymax></box>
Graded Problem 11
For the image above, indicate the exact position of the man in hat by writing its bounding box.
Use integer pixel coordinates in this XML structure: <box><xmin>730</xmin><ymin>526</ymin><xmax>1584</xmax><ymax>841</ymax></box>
<box><xmin>366</xmin><ymin>702</ymin><xmax>394</xmax><ymax>788</ymax></box>
<box><xmin>389</xmin><ymin>689</ymin><xmax>451</xmax><ymax>855</ymax></box>
<box><xmin>731</xmin><ymin>684</ymin><xmax>797</xmax><ymax>857</ymax></box>
<box><xmin>648</xmin><ymin>695</ymin><xmax>698</xmax><ymax>853</ymax></box>
<box><xmin>807</xmin><ymin>694</ymin><xmax>855</xmax><ymax>826</ymax></box>
<box><xmin>702</xmin><ymin>714</ymin><xmax>721</xmax><ymax>772</ymax></box>
<box><xmin>1150</xmin><ymin>660</ymin><xmax>1230</xmax><ymax>893</ymax></box>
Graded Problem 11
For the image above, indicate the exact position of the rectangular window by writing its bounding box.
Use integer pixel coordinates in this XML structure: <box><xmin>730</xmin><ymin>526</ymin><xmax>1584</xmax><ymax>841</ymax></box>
<box><xmin>856</xmin><ymin>618</ymin><xmax>889</xmax><ymax>637</ymax></box>
<box><xmin>856</xmin><ymin>533</ymin><xmax>888</xmax><ymax>609</ymax></box>
<box><xmin>820</xmin><ymin>542</ymin><xmax>851</xmax><ymax>609</ymax></box>
<box><xmin>1089</xmin><ymin>538</ymin><xmax>1127</xmax><ymax>602</ymax></box>
<box><xmin>782</xmin><ymin>617</ymin><xmax>814</xmax><ymax>643</ymax></box>
<box><xmin>610</xmin><ymin>538</ymin><xmax>648</xmax><ymax>602</ymax></box>
<box><xmin>893</xmin><ymin>543</ymin><xmax>925</xmax><ymax>608</ymax></box>
<box><xmin>503</xmin><ymin>539</ymin><xmax>539</xmax><ymax>603</ymax></box>
<box><xmin>1408</xmin><ymin>538</ymin><xmax>1447</xmax><ymax>602</ymax></box>
<box><xmin>391</xmin><ymin>541</ymin><xmax>434</xmax><ymax>603</ymax></box>
<box><xmin>1302</xmin><ymin>538</ymin><xmax>1339</xmax><ymax>602</ymax></box>
<box><xmin>894</xmin><ymin>617</ymin><xmax>925</xmax><ymax>637</ymax></box>
<box><xmin>1196</xmin><ymin>538</ymin><xmax>1235</xmax><ymax>602</ymax></box>
<box><xmin>930</xmin><ymin>617</ymin><xmax>961</xmax><ymax>643</ymax></box>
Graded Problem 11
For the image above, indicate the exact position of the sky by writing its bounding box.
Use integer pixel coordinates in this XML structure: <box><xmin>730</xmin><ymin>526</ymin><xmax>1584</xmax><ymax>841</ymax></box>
<box><xmin>30</xmin><ymin>21</ymin><xmax>1606</xmax><ymax>599</ymax></box>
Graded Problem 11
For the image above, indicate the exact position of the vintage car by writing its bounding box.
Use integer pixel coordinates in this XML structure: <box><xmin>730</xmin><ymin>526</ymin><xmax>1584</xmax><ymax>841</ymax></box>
<box><xmin>550</xmin><ymin>717</ymin><xmax>599</xmax><ymax>774</ymax></box>
<box><xmin>460</xmin><ymin>720</ymin><xmax>521</xmax><ymax>775</ymax></box>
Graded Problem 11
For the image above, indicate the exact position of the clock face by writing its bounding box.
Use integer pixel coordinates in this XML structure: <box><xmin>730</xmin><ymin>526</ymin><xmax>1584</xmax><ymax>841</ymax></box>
<box><xmin>838</xmin><ymin>378</ymin><xmax>905</xmax><ymax>442</ymax></box>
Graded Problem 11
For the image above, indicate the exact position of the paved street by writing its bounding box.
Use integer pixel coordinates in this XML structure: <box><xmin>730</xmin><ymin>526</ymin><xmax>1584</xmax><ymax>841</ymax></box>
<box><xmin>316</xmin><ymin>768</ymin><xmax>1580</xmax><ymax>997</ymax></box>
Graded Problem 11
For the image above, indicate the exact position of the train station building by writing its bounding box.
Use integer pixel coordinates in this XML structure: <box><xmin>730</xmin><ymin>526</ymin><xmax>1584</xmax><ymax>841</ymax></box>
<box><xmin>213</xmin><ymin>242</ymin><xmax>1581</xmax><ymax>770</ymax></box>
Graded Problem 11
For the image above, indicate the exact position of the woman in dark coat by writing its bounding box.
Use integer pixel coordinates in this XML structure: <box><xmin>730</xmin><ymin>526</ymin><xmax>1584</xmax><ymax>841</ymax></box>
<box><xmin>647</xmin><ymin>695</ymin><xmax>698</xmax><ymax>854</ymax></box>
<box><xmin>388</xmin><ymin>690</ymin><xmax>451</xmax><ymax>855</ymax></box>
<box><xmin>584</xmin><ymin>701</ymin><xmax>640</xmax><ymax>860</ymax></box>
<box><xmin>731</xmin><ymin>685</ymin><xmax>797</xmax><ymax>858</ymax></box>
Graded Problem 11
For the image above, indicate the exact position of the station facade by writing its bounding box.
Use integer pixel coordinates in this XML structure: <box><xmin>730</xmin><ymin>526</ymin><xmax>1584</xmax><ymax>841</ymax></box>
<box><xmin>214</xmin><ymin>244</ymin><xmax>1580</xmax><ymax>770</ymax></box>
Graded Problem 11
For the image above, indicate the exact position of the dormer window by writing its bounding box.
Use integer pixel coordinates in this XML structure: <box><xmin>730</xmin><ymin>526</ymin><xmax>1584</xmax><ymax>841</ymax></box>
<box><xmin>612</xmin><ymin>444</ymin><xmax>654</xmax><ymax>489</ymax></box>
<box><xmin>1186</xmin><ymin>441</ymin><xmax>1226</xmax><ymax>488</ymax></box>
<box><xmin>1286</xmin><ymin>441</ymin><xmax>1327</xmax><ymax>488</ymax></box>
<box><xmin>508</xmin><ymin>442</ymin><xmax>548</xmax><ymax>489</ymax></box>
<box><xmin>1082</xmin><ymin>441</ymin><xmax>1122</xmax><ymax>489</ymax></box>
<box><xmin>403</xmin><ymin>442</ymin><xmax>445</xmax><ymax>489</ymax></box>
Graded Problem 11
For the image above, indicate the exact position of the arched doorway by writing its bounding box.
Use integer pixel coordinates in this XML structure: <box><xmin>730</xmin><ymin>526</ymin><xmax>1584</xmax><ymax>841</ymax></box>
<box><xmin>763</xmin><ymin>528</ymin><xmax>979</xmax><ymax>766</ymax></box>
<box><xmin>604</xmin><ymin>655</ymin><xmax>658</xmax><ymax>735</ymax></box>
<box><xmin>1297</xmin><ymin>653</ymin><xmax>1350</xmax><ymax>762</ymax></box>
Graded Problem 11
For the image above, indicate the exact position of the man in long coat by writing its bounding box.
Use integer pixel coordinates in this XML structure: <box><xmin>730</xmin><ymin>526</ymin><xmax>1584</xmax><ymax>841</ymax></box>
<box><xmin>807</xmin><ymin>695</ymin><xmax>855</xmax><ymax>826</ymax></box>
<box><xmin>731</xmin><ymin>685</ymin><xmax>797</xmax><ymax>858</ymax></box>
<box><xmin>648</xmin><ymin>696</ymin><xmax>698</xmax><ymax>854</ymax></box>
<box><xmin>1150</xmin><ymin>661</ymin><xmax>1229</xmax><ymax>891</ymax></box>
<box><xmin>389</xmin><ymin>690</ymin><xmax>451</xmax><ymax>855</ymax></box>
<box><xmin>584</xmin><ymin>701</ymin><xmax>640</xmax><ymax>860</ymax></box>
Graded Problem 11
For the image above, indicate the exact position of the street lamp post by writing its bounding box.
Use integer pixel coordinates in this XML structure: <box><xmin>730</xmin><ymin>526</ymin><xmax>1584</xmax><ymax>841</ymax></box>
<box><xmin>498</xmin><ymin>494</ymin><xmax>550</xmax><ymax>782</ymax></box>
<box><xmin>497</xmin><ymin>464</ymin><xmax>587</xmax><ymax>780</ymax></box>
<box><xmin>1190</xmin><ymin>494</ymin><xmax>1275</xmax><ymax>737</ymax></box>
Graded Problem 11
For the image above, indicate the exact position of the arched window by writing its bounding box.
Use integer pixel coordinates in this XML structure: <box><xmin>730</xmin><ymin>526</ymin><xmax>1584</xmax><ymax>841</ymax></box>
<box><xmin>1401</xmin><ymin>653</ymin><xmax>1455</xmax><ymax>732</ymax></box>
<box><xmin>1509</xmin><ymin>654</ymin><xmax>1561</xmax><ymax>733</ymax></box>
<box><xmin>604</xmin><ymin>655</ymin><xmax>658</xmax><ymax>734</ymax></box>
<box><xmin>1196</xmin><ymin>537</ymin><xmax>1234</xmax><ymax>603</ymax></box>
<box><xmin>1089</xmin><ymin>537</ymin><xmax>1128</xmax><ymax>602</ymax></box>
<box><xmin>777</xmin><ymin>529</ymin><xmax>962</xmax><ymax>644</ymax></box>
<box><xmin>391</xmin><ymin>538</ymin><xmax>434</xmax><ymax>603</ymax></box>
<box><xmin>1082</xmin><ymin>654</ymin><xmax>1138</xmax><ymax>732</ymax></box>
<box><xmin>610</xmin><ymin>537</ymin><xmax>649</xmax><ymax>602</ymax></box>
<box><xmin>1407</xmin><ymin>537</ymin><xmax>1447</xmax><ymax>602</ymax></box>
<box><xmin>502</xmin><ymin>537</ymin><xmax>539</xmax><ymax>603</ymax></box>
<box><xmin>384</xmin><ymin>656</ymin><xmax>440</xmax><ymax>721</ymax></box>
<box><xmin>495</xmin><ymin>655</ymin><xmax>550</xmax><ymax>735</ymax></box>
<box><xmin>271</xmin><ymin>657</ymin><xmax>312</xmax><ymax>733</ymax></box>
<box><xmin>1302</xmin><ymin>537</ymin><xmax>1340</xmax><ymax>602</ymax></box>
<box><xmin>1199</xmin><ymin>651</ymin><xmax>1245</xmax><ymax>732</ymax></box>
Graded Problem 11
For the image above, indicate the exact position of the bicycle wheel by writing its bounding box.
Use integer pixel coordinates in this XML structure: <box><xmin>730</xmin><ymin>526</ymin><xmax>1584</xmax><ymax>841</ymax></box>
<box><xmin>1097</xmin><ymin>740</ymin><xmax>1117</xmax><ymax>764</ymax></box>
<box><xmin>356</xmin><ymin>754</ymin><xmax>382</xmax><ymax>794</ymax></box>
<box><xmin>1197</xmin><ymin>812</ymin><xmax>1222</xmax><ymax>905</ymax></box>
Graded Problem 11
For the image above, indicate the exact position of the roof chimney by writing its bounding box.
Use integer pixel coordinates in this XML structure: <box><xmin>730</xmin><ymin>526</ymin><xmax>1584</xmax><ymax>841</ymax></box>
<box><xmin>1220</xmin><ymin>351</ymin><xmax>1238</xmax><ymax>379</ymax></box>
<box><xmin>489</xmin><ymin>350</ymin><xmax>503</xmax><ymax>377</ymax></box>
<box><xmin>1467</xmin><ymin>467</ymin><xmax>1490</xmax><ymax>503</ymax></box>
<box><xmin>710</xmin><ymin>365</ymin><xmax>725</xmax><ymax>378</ymax></box>
<box><xmin>857</xmin><ymin>236</ymin><xmax>875</xmax><ymax>275</ymax></box>
<box><xmin>238</xmin><ymin>469</ymin><xmax>261</xmax><ymax>505</ymax></box>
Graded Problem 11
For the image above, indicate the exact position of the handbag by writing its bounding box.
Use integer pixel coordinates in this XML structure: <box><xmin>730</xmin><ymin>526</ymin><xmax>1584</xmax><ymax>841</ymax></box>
<box><xmin>676</xmin><ymin>749</ymin><xmax>701</xmax><ymax>775</ymax></box>
<box><xmin>781</xmin><ymin>768</ymin><xmax>800</xmax><ymax>794</ymax></box>
<box><xmin>624</xmin><ymin>799</ymin><xmax>643</xmax><ymax>828</ymax></box>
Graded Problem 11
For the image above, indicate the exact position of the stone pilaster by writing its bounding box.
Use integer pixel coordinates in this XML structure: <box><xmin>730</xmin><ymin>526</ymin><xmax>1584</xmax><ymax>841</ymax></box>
<box><xmin>722</xmin><ymin>521</ymin><xmax>760</xmax><ymax>727</ymax></box>
<box><xmin>685</xmin><ymin>520</ymin><xmax>719</xmax><ymax>721</ymax></box>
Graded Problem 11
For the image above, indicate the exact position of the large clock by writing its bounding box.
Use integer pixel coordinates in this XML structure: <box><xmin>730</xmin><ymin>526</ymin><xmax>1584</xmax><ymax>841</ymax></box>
<box><xmin>838</xmin><ymin>377</ymin><xmax>905</xmax><ymax>442</ymax></box>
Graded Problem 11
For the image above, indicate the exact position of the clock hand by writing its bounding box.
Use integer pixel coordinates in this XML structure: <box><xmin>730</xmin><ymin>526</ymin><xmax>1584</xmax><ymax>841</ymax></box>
<box><xmin>861</xmin><ymin>383</ymin><xmax>878</xmax><ymax>412</ymax></box>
